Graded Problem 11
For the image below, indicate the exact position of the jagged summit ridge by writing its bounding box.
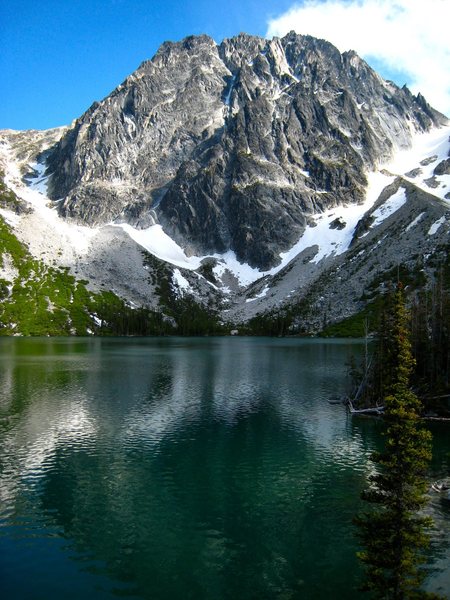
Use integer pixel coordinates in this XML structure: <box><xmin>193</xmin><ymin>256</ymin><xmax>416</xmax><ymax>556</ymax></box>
<box><xmin>45</xmin><ymin>32</ymin><xmax>447</xmax><ymax>269</ymax></box>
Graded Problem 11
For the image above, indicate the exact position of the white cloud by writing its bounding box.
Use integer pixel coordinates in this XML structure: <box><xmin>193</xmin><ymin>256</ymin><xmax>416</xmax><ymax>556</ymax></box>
<box><xmin>266</xmin><ymin>0</ymin><xmax>450</xmax><ymax>116</ymax></box>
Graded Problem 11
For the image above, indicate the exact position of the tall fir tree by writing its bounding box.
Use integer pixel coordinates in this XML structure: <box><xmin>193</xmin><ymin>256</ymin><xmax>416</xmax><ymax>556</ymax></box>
<box><xmin>355</xmin><ymin>284</ymin><xmax>440</xmax><ymax>599</ymax></box>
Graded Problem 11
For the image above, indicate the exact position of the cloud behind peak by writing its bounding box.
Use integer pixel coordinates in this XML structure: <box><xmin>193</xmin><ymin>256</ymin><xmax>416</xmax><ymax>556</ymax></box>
<box><xmin>267</xmin><ymin>0</ymin><xmax>450</xmax><ymax>117</ymax></box>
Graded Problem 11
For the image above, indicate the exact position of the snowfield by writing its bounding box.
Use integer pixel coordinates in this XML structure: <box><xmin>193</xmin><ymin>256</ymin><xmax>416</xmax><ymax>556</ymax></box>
<box><xmin>428</xmin><ymin>216</ymin><xmax>446</xmax><ymax>236</ymax></box>
<box><xmin>388</xmin><ymin>125</ymin><xmax>450</xmax><ymax>202</ymax></box>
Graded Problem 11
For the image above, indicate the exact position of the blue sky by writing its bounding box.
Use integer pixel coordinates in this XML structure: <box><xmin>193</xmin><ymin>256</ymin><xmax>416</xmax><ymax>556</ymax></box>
<box><xmin>0</xmin><ymin>0</ymin><xmax>294</xmax><ymax>130</ymax></box>
<box><xmin>1</xmin><ymin>0</ymin><xmax>449</xmax><ymax>130</ymax></box>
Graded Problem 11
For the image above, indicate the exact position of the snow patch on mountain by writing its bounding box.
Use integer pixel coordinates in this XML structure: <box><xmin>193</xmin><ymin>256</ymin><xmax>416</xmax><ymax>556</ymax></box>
<box><xmin>389</xmin><ymin>125</ymin><xmax>450</xmax><ymax>201</ymax></box>
<box><xmin>116</xmin><ymin>223</ymin><xmax>264</xmax><ymax>287</ymax></box>
<box><xmin>265</xmin><ymin>170</ymin><xmax>396</xmax><ymax>268</ymax></box>
<box><xmin>172</xmin><ymin>269</ymin><xmax>192</xmax><ymax>296</ymax></box>
<box><xmin>246</xmin><ymin>285</ymin><xmax>270</xmax><ymax>303</ymax></box>
<box><xmin>405</xmin><ymin>212</ymin><xmax>426</xmax><ymax>232</ymax></box>
<box><xmin>29</xmin><ymin>161</ymin><xmax>50</xmax><ymax>195</ymax></box>
<box><xmin>116</xmin><ymin>223</ymin><xmax>203</xmax><ymax>269</ymax></box>
<box><xmin>371</xmin><ymin>188</ymin><xmax>407</xmax><ymax>227</ymax></box>
<box><xmin>212</xmin><ymin>251</ymin><xmax>264</xmax><ymax>287</ymax></box>
<box><xmin>428</xmin><ymin>216</ymin><xmax>446</xmax><ymax>236</ymax></box>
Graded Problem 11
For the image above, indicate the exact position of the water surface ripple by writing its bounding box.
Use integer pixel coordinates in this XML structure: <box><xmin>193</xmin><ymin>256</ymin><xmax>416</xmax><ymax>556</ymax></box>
<box><xmin>0</xmin><ymin>337</ymin><xmax>448</xmax><ymax>599</ymax></box>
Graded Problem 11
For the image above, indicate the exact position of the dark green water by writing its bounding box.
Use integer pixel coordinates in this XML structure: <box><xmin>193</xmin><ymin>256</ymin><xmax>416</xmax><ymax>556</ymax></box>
<box><xmin>0</xmin><ymin>337</ymin><xmax>448</xmax><ymax>599</ymax></box>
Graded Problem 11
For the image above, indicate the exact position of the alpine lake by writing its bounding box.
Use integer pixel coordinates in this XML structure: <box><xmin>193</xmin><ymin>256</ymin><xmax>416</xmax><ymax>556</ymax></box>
<box><xmin>0</xmin><ymin>337</ymin><xmax>449</xmax><ymax>599</ymax></box>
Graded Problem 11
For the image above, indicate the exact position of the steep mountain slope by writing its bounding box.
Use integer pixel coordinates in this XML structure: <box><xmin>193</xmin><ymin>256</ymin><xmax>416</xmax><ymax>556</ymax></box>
<box><xmin>0</xmin><ymin>32</ymin><xmax>449</xmax><ymax>336</ymax></box>
<box><xmin>44</xmin><ymin>32</ymin><xmax>446</xmax><ymax>269</ymax></box>
<box><xmin>228</xmin><ymin>125</ymin><xmax>450</xmax><ymax>330</ymax></box>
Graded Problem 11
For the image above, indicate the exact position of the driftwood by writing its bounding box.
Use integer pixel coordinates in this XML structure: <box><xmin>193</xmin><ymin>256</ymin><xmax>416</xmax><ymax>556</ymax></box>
<box><xmin>347</xmin><ymin>398</ymin><xmax>384</xmax><ymax>416</ymax></box>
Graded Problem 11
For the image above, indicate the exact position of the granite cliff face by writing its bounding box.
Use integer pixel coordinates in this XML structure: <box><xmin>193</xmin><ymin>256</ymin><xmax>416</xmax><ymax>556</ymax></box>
<box><xmin>45</xmin><ymin>32</ymin><xmax>446</xmax><ymax>269</ymax></box>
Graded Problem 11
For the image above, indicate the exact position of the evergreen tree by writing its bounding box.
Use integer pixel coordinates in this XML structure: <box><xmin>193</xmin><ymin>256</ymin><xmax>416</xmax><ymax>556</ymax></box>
<box><xmin>355</xmin><ymin>285</ymin><xmax>439</xmax><ymax>599</ymax></box>
<box><xmin>409</xmin><ymin>265</ymin><xmax>450</xmax><ymax>410</ymax></box>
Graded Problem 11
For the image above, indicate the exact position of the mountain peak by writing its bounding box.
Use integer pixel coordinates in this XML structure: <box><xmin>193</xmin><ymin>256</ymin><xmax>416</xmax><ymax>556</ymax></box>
<box><xmin>156</xmin><ymin>33</ymin><xmax>216</xmax><ymax>55</ymax></box>
<box><xmin>43</xmin><ymin>32</ymin><xmax>447</xmax><ymax>269</ymax></box>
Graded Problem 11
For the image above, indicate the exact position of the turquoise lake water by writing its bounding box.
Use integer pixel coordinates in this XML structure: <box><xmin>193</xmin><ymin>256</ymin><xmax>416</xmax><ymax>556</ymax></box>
<box><xmin>0</xmin><ymin>337</ymin><xmax>448</xmax><ymax>599</ymax></box>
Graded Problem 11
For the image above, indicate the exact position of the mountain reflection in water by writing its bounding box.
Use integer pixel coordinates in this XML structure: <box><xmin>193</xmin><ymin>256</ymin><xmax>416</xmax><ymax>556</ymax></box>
<box><xmin>0</xmin><ymin>337</ymin><xmax>448</xmax><ymax>599</ymax></box>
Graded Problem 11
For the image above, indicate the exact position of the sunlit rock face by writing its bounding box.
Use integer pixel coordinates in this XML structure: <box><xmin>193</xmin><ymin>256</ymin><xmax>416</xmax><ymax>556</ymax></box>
<box><xmin>46</xmin><ymin>32</ymin><xmax>446</xmax><ymax>269</ymax></box>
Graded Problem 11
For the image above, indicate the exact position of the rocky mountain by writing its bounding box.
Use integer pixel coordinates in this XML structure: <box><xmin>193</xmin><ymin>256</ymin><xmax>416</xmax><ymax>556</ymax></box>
<box><xmin>44</xmin><ymin>32</ymin><xmax>446</xmax><ymax>269</ymax></box>
<box><xmin>0</xmin><ymin>32</ymin><xmax>449</xmax><ymax>336</ymax></box>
